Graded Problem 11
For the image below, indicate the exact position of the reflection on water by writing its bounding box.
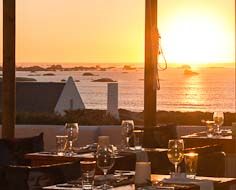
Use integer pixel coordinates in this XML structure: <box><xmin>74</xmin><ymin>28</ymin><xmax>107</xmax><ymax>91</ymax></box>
<box><xmin>181</xmin><ymin>73</ymin><xmax>205</xmax><ymax>111</ymax></box>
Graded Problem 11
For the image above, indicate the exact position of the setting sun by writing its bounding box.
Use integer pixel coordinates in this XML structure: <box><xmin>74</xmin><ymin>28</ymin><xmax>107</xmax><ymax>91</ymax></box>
<box><xmin>158</xmin><ymin>0</ymin><xmax>235</xmax><ymax>67</ymax></box>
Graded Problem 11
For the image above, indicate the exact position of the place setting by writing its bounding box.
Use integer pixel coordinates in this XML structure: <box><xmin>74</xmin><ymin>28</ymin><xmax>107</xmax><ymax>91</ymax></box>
<box><xmin>202</xmin><ymin>111</ymin><xmax>232</xmax><ymax>139</ymax></box>
<box><xmin>44</xmin><ymin>136</ymin><xmax>135</xmax><ymax>190</ymax></box>
<box><xmin>158</xmin><ymin>139</ymin><xmax>214</xmax><ymax>190</ymax></box>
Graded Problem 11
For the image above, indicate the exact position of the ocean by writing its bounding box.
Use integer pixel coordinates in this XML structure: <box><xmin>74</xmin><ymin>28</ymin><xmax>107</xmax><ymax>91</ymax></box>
<box><xmin>16</xmin><ymin>67</ymin><xmax>235</xmax><ymax>113</ymax></box>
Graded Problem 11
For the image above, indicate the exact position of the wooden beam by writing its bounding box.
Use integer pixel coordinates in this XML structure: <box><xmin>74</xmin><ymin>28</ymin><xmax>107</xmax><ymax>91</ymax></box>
<box><xmin>144</xmin><ymin>0</ymin><xmax>158</xmax><ymax>128</ymax></box>
<box><xmin>2</xmin><ymin>0</ymin><xmax>16</xmax><ymax>138</ymax></box>
<box><xmin>144</xmin><ymin>0</ymin><xmax>158</xmax><ymax>147</ymax></box>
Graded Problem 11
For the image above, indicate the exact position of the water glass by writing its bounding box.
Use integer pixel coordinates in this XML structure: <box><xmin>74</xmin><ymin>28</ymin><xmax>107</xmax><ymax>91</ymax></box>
<box><xmin>205</xmin><ymin>120</ymin><xmax>215</xmax><ymax>137</ymax></box>
<box><xmin>213</xmin><ymin>111</ymin><xmax>224</xmax><ymax>135</ymax></box>
<box><xmin>184</xmin><ymin>152</ymin><xmax>198</xmax><ymax>179</ymax></box>
<box><xmin>121</xmin><ymin>120</ymin><xmax>134</xmax><ymax>149</ymax></box>
<box><xmin>133</xmin><ymin>130</ymin><xmax>144</xmax><ymax>150</ymax></box>
<box><xmin>56</xmin><ymin>135</ymin><xmax>68</xmax><ymax>156</ymax></box>
<box><xmin>81</xmin><ymin>160</ymin><xmax>96</xmax><ymax>190</ymax></box>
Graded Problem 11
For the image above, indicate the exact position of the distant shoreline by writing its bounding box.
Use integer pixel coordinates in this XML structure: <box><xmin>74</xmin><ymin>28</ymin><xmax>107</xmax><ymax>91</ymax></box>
<box><xmin>0</xmin><ymin>63</ymin><xmax>234</xmax><ymax>72</ymax></box>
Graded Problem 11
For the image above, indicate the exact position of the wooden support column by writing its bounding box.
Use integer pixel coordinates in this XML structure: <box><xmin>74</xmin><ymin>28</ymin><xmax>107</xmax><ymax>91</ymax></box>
<box><xmin>2</xmin><ymin>0</ymin><xmax>16</xmax><ymax>138</ymax></box>
<box><xmin>144</xmin><ymin>0</ymin><xmax>158</xmax><ymax>146</ymax></box>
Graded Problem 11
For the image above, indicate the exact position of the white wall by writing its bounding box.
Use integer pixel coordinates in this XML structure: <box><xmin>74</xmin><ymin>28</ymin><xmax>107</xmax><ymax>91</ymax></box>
<box><xmin>0</xmin><ymin>125</ymin><xmax>205</xmax><ymax>151</ymax></box>
<box><xmin>54</xmin><ymin>76</ymin><xmax>85</xmax><ymax>115</ymax></box>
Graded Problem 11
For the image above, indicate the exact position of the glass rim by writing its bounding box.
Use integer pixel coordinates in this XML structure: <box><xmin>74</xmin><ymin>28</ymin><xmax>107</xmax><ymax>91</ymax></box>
<box><xmin>168</xmin><ymin>139</ymin><xmax>184</xmax><ymax>142</ymax></box>
<box><xmin>56</xmin><ymin>135</ymin><xmax>68</xmax><ymax>138</ymax></box>
<box><xmin>184</xmin><ymin>152</ymin><xmax>199</xmax><ymax>156</ymax></box>
<box><xmin>80</xmin><ymin>160</ymin><xmax>96</xmax><ymax>164</ymax></box>
<box><xmin>65</xmin><ymin>122</ymin><xmax>79</xmax><ymax>126</ymax></box>
<box><xmin>205</xmin><ymin>120</ymin><xmax>215</xmax><ymax>124</ymax></box>
<box><xmin>121</xmin><ymin>120</ymin><xmax>134</xmax><ymax>124</ymax></box>
<box><xmin>133</xmin><ymin>129</ymin><xmax>144</xmax><ymax>133</ymax></box>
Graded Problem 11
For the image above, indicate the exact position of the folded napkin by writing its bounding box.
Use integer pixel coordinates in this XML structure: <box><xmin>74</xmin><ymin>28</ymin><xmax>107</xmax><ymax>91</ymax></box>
<box><xmin>74</xmin><ymin>143</ymin><xmax>98</xmax><ymax>154</ymax></box>
<box><xmin>136</xmin><ymin>186</ymin><xmax>174</xmax><ymax>190</ymax></box>
<box><xmin>162</xmin><ymin>176</ymin><xmax>213</xmax><ymax>190</ymax></box>
<box><xmin>95</xmin><ymin>174</ymin><xmax>134</xmax><ymax>187</ymax></box>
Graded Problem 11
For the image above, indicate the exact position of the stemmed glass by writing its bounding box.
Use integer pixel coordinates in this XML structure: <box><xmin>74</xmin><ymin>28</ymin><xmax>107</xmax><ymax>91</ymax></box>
<box><xmin>121</xmin><ymin>120</ymin><xmax>134</xmax><ymax>149</ymax></box>
<box><xmin>167</xmin><ymin>139</ymin><xmax>184</xmax><ymax>174</ymax></box>
<box><xmin>213</xmin><ymin>111</ymin><xmax>224</xmax><ymax>135</ymax></box>
<box><xmin>65</xmin><ymin>123</ymin><xmax>79</xmax><ymax>156</ymax></box>
<box><xmin>96</xmin><ymin>144</ymin><xmax>115</xmax><ymax>189</ymax></box>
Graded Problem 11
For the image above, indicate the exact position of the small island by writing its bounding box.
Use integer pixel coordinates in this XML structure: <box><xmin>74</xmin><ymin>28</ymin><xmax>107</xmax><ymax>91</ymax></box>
<box><xmin>82</xmin><ymin>72</ymin><xmax>96</xmax><ymax>76</ymax></box>
<box><xmin>123</xmin><ymin>65</ymin><xmax>136</xmax><ymax>70</ymax></box>
<box><xmin>43</xmin><ymin>73</ymin><xmax>55</xmax><ymax>76</ymax></box>
<box><xmin>28</xmin><ymin>74</ymin><xmax>41</xmax><ymax>76</ymax></box>
<box><xmin>92</xmin><ymin>78</ymin><xmax>116</xmax><ymax>82</ymax></box>
<box><xmin>17</xmin><ymin>77</ymin><xmax>37</xmax><ymax>82</ymax></box>
<box><xmin>184</xmin><ymin>69</ymin><xmax>199</xmax><ymax>76</ymax></box>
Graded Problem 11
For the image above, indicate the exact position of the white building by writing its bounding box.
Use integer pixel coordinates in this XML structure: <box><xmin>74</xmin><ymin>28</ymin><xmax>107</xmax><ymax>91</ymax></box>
<box><xmin>0</xmin><ymin>76</ymin><xmax>85</xmax><ymax>115</ymax></box>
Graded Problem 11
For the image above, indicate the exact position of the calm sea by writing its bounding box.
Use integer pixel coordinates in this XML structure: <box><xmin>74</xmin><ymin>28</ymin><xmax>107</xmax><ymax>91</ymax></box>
<box><xmin>16</xmin><ymin>67</ymin><xmax>236</xmax><ymax>113</ymax></box>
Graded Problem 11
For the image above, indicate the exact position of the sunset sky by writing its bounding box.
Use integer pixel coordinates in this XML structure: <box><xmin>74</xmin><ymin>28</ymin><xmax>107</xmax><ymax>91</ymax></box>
<box><xmin>0</xmin><ymin>0</ymin><xmax>235</xmax><ymax>67</ymax></box>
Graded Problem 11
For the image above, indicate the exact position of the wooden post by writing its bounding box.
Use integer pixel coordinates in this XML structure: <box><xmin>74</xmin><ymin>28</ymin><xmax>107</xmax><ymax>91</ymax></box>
<box><xmin>144</xmin><ymin>0</ymin><xmax>158</xmax><ymax>146</ymax></box>
<box><xmin>2</xmin><ymin>0</ymin><xmax>16</xmax><ymax>138</ymax></box>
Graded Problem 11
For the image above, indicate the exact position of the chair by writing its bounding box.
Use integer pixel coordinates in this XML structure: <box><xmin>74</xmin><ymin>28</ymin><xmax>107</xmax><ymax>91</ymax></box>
<box><xmin>0</xmin><ymin>133</ymin><xmax>44</xmax><ymax>189</ymax></box>
<box><xmin>143</xmin><ymin>123</ymin><xmax>178</xmax><ymax>148</ymax></box>
<box><xmin>183</xmin><ymin>144</ymin><xmax>226</xmax><ymax>177</ymax></box>
<box><xmin>5</xmin><ymin>161</ymin><xmax>81</xmax><ymax>190</ymax></box>
<box><xmin>0</xmin><ymin>133</ymin><xmax>44</xmax><ymax>166</ymax></box>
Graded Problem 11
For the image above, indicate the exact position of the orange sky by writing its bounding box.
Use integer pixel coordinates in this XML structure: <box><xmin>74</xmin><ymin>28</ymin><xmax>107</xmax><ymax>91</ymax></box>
<box><xmin>0</xmin><ymin>0</ymin><xmax>235</xmax><ymax>67</ymax></box>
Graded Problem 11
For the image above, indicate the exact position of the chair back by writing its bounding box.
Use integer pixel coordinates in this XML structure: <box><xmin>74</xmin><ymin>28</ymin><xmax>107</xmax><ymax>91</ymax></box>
<box><xmin>5</xmin><ymin>161</ymin><xmax>81</xmax><ymax>190</ymax></box>
<box><xmin>0</xmin><ymin>133</ymin><xmax>44</xmax><ymax>166</ymax></box>
<box><xmin>143</xmin><ymin>123</ymin><xmax>177</xmax><ymax>148</ymax></box>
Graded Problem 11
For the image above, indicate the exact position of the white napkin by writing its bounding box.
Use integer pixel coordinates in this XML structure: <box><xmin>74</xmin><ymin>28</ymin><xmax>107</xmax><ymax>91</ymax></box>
<box><xmin>162</xmin><ymin>176</ymin><xmax>214</xmax><ymax>190</ymax></box>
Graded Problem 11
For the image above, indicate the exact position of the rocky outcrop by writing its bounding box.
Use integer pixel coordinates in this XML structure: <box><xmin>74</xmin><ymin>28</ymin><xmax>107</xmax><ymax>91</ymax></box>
<box><xmin>92</xmin><ymin>78</ymin><xmax>116</xmax><ymax>82</ymax></box>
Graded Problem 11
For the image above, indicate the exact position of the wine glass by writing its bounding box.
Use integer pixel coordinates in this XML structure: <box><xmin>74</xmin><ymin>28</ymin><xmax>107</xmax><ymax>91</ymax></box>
<box><xmin>96</xmin><ymin>144</ymin><xmax>115</xmax><ymax>189</ymax></box>
<box><xmin>121</xmin><ymin>120</ymin><xmax>134</xmax><ymax>149</ymax></box>
<box><xmin>167</xmin><ymin>139</ymin><xmax>184</xmax><ymax>174</ymax></box>
<box><xmin>213</xmin><ymin>111</ymin><xmax>224</xmax><ymax>135</ymax></box>
<box><xmin>65</xmin><ymin>123</ymin><xmax>79</xmax><ymax>155</ymax></box>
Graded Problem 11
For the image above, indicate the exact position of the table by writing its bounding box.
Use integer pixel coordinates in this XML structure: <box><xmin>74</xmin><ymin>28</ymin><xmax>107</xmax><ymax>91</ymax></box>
<box><xmin>153</xmin><ymin>175</ymin><xmax>236</xmax><ymax>190</ymax></box>
<box><xmin>25</xmin><ymin>152</ymin><xmax>94</xmax><ymax>166</ymax></box>
<box><xmin>43</xmin><ymin>174</ymin><xmax>236</xmax><ymax>190</ymax></box>
<box><xmin>44</xmin><ymin>184</ymin><xmax>199</xmax><ymax>190</ymax></box>
<box><xmin>25</xmin><ymin>151</ymin><xmax>137</xmax><ymax>172</ymax></box>
<box><xmin>25</xmin><ymin>148</ymin><xmax>167</xmax><ymax>167</ymax></box>
<box><xmin>181</xmin><ymin>131</ymin><xmax>236</xmax><ymax>154</ymax></box>
<box><xmin>181</xmin><ymin>131</ymin><xmax>236</xmax><ymax>177</ymax></box>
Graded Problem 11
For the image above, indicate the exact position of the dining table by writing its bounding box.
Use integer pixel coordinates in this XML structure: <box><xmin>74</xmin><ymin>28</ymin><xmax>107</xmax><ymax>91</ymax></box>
<box><xmin>181</xmin><ymin>130</ymin><xmax>236</xmax><ymax>177</ymax></box>
<box><xmin>181</xmin><ymin>131</ymin><xmax>236</xmax><ymax>154</ymax></box>
<box><xmin>24</xmin><ymin>148</ymin><xmax>168</xmax><ymax>167</ymax></box>
<box><xmin>24</xmin><ymin>150</ymin><xmax>137</xmax><ymax>172</ymax></box>
<box><xmin>42</xmin><ymin>174</ymin><xmax>236</xmax><ymax>190</ymax></box>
